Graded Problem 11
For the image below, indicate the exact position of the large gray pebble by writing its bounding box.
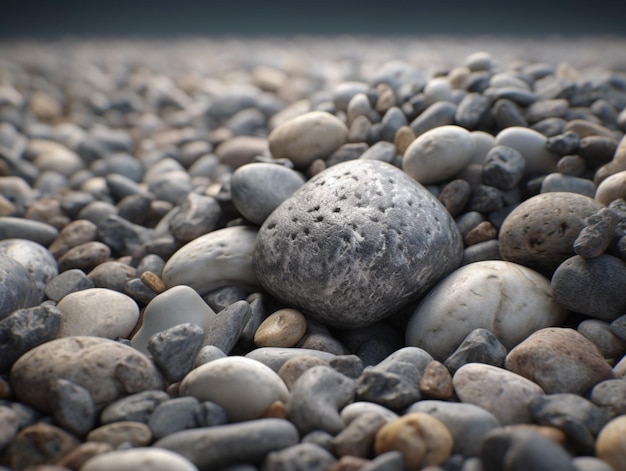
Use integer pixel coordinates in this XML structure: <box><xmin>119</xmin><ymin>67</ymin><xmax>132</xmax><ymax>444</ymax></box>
<box><xmin>0</xmin><ymin>254</ymin><xmax>40</xmax><ymax>321</ymax></box>
<box><xmin>262</xmin><ymin>443</ymin><xmax>337</xmax><ymax>471</ymax></box>
<box><xmin>231</xmin><ymin>163</ymin><xmax>305</xmax><ymax>225</ymax></box>
<box><xmin>0</xmin><ymin>216</ymin><xmax>58</xmax><ymax>246</ymax></box>
<box><xmin>254</xmin><ymin>160</ymin><xmax>463</xmax><ymax>328</ymax></box>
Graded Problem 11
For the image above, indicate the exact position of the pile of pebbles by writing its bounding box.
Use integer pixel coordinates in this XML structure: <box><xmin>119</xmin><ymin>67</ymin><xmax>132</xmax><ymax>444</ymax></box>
<box><xmin>1</xmin><ymin>36</ymin><xmax>626</xmax><ymax>471</ymax></box>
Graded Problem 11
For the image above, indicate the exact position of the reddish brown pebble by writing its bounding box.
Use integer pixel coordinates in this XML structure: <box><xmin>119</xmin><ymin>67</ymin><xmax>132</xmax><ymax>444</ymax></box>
<box><xmin>264</xmin><ymin>400</ymin><xmax>288</xmax><ymax>419</ymax></box>
<box><xmin>327</xmin><ymin>455</ymin><xmax>370</xmax><ymax>471</ymax></box>
<box><xmin>56</xmin><ymin>442</ymin><xmax>114</xmax><ymax>471</ymax></box>
<box><xmin>4</xmin><ymin>423</ymin><xmax>80</xmax><ymax>470</ymax></box>
<box><xmin>464</xmin><ymin>221</ymin><xmax>497</xmax><ymax>246</ymax></box>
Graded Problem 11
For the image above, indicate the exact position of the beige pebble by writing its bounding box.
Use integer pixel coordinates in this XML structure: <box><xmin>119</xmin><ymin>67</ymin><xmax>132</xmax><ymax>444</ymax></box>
<box><xmin>278</xmin><ymin>354</ymin><xmax>329</xmax><ymax>390</ymax></box>
<box><xmin>374</xmin><ymin>412</ymin><xmax>453</xmax><ymax>469</ymax></box>
<box><xmin>57</xmin><ymin>441</ymin><xmax>114</xmax><ymax>470</ymax></box>
<box><xmin>86</xmin><ymin>421</ymin><xmax>152</xmax><ymax>448</ymax></box>
<box><xmin>254</xmin><ymin>308</ymin><xmax>307</xmax><ymax>348</ymax></box>
<box><xmin>595</xmin><ymin>170</ymin><xmax>626</xmax><ymax>205</ymax></box>
<box><xmin>140</xmin><ymin>271</ymin><xmax>166</xmax><ymax>293</ymax></box>
<box><xmin>394</xmin><ymin>125</ymin><xmax>416</xmax><ymax>155</ymax></box>
<box><xmin>419</xmin><ymin>361</ymin><xmax>454</xmax><ymax>400</ymax></box>
<box><xmin>596</xmin><ymin>415</ymin><xmax>626</xmax><ymax>470</ymax></box>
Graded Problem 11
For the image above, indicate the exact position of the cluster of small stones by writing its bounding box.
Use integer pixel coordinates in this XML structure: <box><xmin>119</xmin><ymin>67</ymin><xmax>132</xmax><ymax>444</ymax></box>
<box><xmin>1</xmin><ymin>36</ymin><xmax>626</xmax><ymax>471</ymax></box>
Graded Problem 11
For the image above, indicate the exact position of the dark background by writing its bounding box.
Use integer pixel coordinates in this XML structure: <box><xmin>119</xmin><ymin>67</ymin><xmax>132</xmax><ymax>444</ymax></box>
<box><xmin>1</xmin><ymin>0</ymin><xmax>626</xmax><ymax>38</ymax></box>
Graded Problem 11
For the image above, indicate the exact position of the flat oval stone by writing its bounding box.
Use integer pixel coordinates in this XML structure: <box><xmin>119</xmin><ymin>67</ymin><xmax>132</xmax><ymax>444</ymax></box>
<box><xmin>254</xmin><ymin>160</ymin><xmax>463</xmax><ymax>328</ymax></box>
<box><xmin>406</xmin><ymin>260</ymin><xmax>566</xmax><ymax>361</ymax></box>
<box><xmin>0</xmin><ymin>216</ymin><xmax>58</xmax><ymax>246</ymax></box>
<box><xmin>495</xmin><ymin>126</ymin><xmax>560</xmax><ymax>175</ymax></box>
<box><xmin>179</xmin><ymin>356</ymin><xmax>289</xmax><ymax>422</ymax></box>
<box><xmin>595</xmin><ymin>170</ymin><xmax>626</xmax><ymax>205</ymax></box>
<box><xmin>402</xmin><ymin>125</ymin><xmax>475</xmax><ymax>184</ymax></box>
<box><xmin>56</xmin><ymin>288</ymin><xmax>139</xmax><ymax>339</ymax></box>
<box><xmin>0</xmin><ymin>254</ymin><xmax>40</xmax><ymax>321</ymax></box>
<box><xmin>499</xmin><ymin>192</ymin><xmax>604</xmax><ymax>275</ymax></box>
<box><xmin>162</xmin><ymin>226</ymin><xmax>260</xmax><ymax>295</ymax></box>
<box><xmin>254</xmin><ymin>308</ymin><xmax>307</xmax><ymax>348</ymax></box>
<box><xmin>268</xmin><ymin>111</ymin><xmax>348</xmax><ymax>168</ymax></box>
<box><xmin>596</xmin><ymin>415</ymin><xmax>626</xmax><ymax>471</ymax></box>
<box><xmin>81</xmin><ymin>448</ymin><xmax>199</xmax><ymax>471</ymax></box>
<box><xmin>10</xmin><ymin>336</ymin><xmax>163</xmax><ymax>414</ymax></box>
<box><xmin>231</xmin><ymin>162</ymin><xmax>305</xmax><ymax>225</ymax></box>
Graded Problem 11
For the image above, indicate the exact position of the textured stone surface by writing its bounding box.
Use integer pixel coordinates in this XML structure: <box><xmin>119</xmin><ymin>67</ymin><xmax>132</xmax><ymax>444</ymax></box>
<box><xmin>254</xmin><ymin>159</ymin><xmax>463</xmax><ymax>328</ymax></box>
<box><xmin>0</xmin><ymin>254</ymin><xmax>40</xmax><ymax>321</ymax></box>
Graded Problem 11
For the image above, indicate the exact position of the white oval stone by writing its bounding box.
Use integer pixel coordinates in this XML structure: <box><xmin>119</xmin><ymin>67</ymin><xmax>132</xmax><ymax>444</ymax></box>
<box><xmin>131</xmin><ymin>285</ymin><xmax>216</xmax><ymax>354</ymax></box>
<box><xmin>469</xmin><ymin>130</ymin><xmax>496</xmax><ymax>165</ymax></box>
<box><xmin>162</xmin><ymin>226</ymin><xmax>259</xmax><ymax>295</ymax></box>
<box><xmin>402</xmin><ymin>125</ymin><xmax>475</xmax><ymax>184</ymax></box>
<box><xmin>495</xmin><ymin>126</ymin><xmax>560</xmax><ymax>175</ymax></box>
<box><xmin>595</xmin><ymin>170</ymin><xmax>626</xmax><ymax>205</ymax></box>
<box><xmin>56</xmin><ymin>288</ymin><xmax>139</xmax><ymax>339</ymax></box>
<box><xmin>179</xmin><ymin>356</ymin><xmax>289</xmax><ymax>422</ymax></box>
<box><xmin>268</xmin><ymin>111</ymin><xmax>348</xmax><ymax>167</ymax></box>
<box><xmin>406</xmin><ymin>260</ymin><xmax>566</xmax><ymax>361</ymax></box>
<box><xmin>82</xmin><ymin>448</ymin><xmax>198</xmax><ymax>471</ymax></box>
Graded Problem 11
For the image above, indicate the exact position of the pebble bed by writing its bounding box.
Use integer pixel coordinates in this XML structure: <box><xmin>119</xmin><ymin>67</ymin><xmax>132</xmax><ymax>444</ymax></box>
<box><xmin>1</xmin><ymin>35</ymin><xmax>626</xmax><ymax>471</ymax></box>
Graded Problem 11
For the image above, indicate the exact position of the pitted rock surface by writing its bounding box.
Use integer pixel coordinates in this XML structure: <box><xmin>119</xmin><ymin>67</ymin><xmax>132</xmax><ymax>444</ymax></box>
<box><xmin>253</xmin><ymin>160</ymin><xmax>463</xmax><ymax>328</ymax></box>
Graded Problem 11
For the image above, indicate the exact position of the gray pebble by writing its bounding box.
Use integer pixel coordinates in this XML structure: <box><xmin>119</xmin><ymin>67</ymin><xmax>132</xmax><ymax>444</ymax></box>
<box><xmin>332</xmin><ymin>411</ymin><xmax>388</xmax><ymax>458</ymax></box>
<box><xmin>438</xmin><ymin>179</ymin><xmax>471</xmax><ymax>217</ymax></box>
<box><xmin>410</xmin><ymin>101</ymin><xmax>457</xmax><ymax>137</ymax></box>
<box><xmin>100</xmin><ymin>390</ymin><xmax>170</xmax><ymax>424</ymax></box>
<box><xmin>297</xmin><ymin>319</ymin><xmax>349</xmax><ymax>355</ymax></box>
<box><xmin>203</xmin><ymin>285</ymin><xmax>248</xmax><ymax>313</ymax></box>
<box><xmin>50</xmin><ymin>378</ymin><xmax>97</xmax><ymax>437</ymax></box>
<box><xmin>545</xmin><ymin>131</ymin><xmax>581</xmax><ymax>156</ymax></box>
<box><xmin>0</xmin><ymin>406</ymin><xmax>20</xmax><ymax>451</ymax></box>
<box><xmin>262</xmin><ymin>443</ymin><xmax>336</xmax><ymax>471</ymax></box>
<box><xmin>340</xmin><ymin>323</ymin><xmax>403</xmax><ymax>367</ymax></box>
<box><xmin>245</xmin><ymin>347</ymin><xmax>336</xmax><ymax>372</ymax></box>
<box><xmin>485</xmin><ymin>86</ymin><xmax>538</xmax><ymax>106</ymax></box>
<box><xmin>455</xmin><ymin>211</ymin><xmax>485</xmax><ymax>238</ymax></box>
<box><xmin>203</xmin><ymin>300</ymin><xmax>251</xmax><ymax>354</ymax></box>
<box><xmin>0</xmin><ymin>216</ymin><xmax>58</xmax><ymax>246</ymax></box>
<box><xmin>148</xmin><ymin>396</ymin><xmax>200</xmax><ymax>439</ymax></box>
<box><xmin>482</xmin><ymin>146</ymin><xmax>526</xmax><ymax>190</ymax></box>
<box><xmin>88</xmin><ymin>260</ymin><xmax>136</xmax><ymax>292</ymax></box>
<box><xmin>154</xmin><ymin>418</ymin><xmax>299</xmax><ymax>470</ymax></box>
<box><xmin>578</xmin><ymin>319</ymin><xmax>626</xmax><ymax>360</ymax></box>
<box><xmin>466</xmin><ymin>184</ymin><xmax>504</xmax><ymax>213</ymax></box>
<box><xmin>380</xmin><ymin>107</ymin><xmax>407</xmax><ymax>142</ymax></box>
<box><xmin>492</xmin><ymin>98</ymin><xmax>528</xmax><ymax>129</ymax></box>
<box><xmin>455</xmin><ymin>93</ymin><xmax>489</xmax><ymax>129</ymax></box>
<box><xmin>360</xmin><ymin>451</ymin><xmax>405</xmax><ymax>471</ymax></box>
<box><xmin>532</xmin><ymin>117</ymin><xmax>568</xmax><ymax>137</ymax></box>
<box><xmin>444</xmin><ymin>328</ymin><xmax>508</xmax><ymax>374</ymax></box>
<box><xmin>0</xmin><ymin>304</ymin><xmax>62</xmax><ymax>372</ymax></box>
<box><xmin>286</xmin><ymin>365</ymin><xmax>355</xmax><ymax>435</ymax></box>
<box><xmin>572</xmin><ymin>457</ymin><xmax>614</xmax><ymax>471</ymax></box>
<box><xmin>356</xmin><ymin>347</ymin><xmax>433</xmax><ymax>411</ymax></box>
<box><xmin>574</xmin><ymin>208</ymin><xmax>616</xmax><ymax>258</ymax></box>
<box><xmin>169</xmin><ymin>193</ymin><xmax>221</xmax><ymax>243</ymax></box>
<box><xmin>136</xmin><ymin>254</ymin><xmax>165</xmax><ymax>278</ymax></box>
<box><xmin>326</xmin><ymin>142</ymin><xmax>369</xmax><ymax>166</ymax></box>
<box><xmin>557</xmin><ymin>155</ymin><xmax>587</xmax><ymax>176</ymax></box>
<box><xmin>193</xmin><ymin>345</ymin><xmax>227</xmax><ymax>368</ymax></box>
<box><xmin>591</xmin><ymin>379</ymin><xmax>626</xmax><ymax>419</ymax></box>
<box><xmin>97</xmin><ymin>214</ymin><xmax>153</xmax><ymax>256</ymax></box>
<box><xmin>0</xmin><ymin>254</ymin><xmax>40</xmax><ymax>321</ymax></box>
<box><xmin>148</xmin><ymin>322</ymin><xmax>205</xmax><ymax>383</ymax></box>
<box><xmin>329</xmin><ymin>355</ymin><xmax>364</xmax><ymax>379</ymax></box>
<box><xmin>461</xmin><ymin>239</ymin><xmax>502</xmax><ymax>266</ymax></box>
<box><xmin>540</xmin><ymin>173</ymin><xmax>596</xmax><ymax>198</ymax></box>
<box><xmin>57</xmin><ymin>240</ymin><xmax>111</xmax><ymax>272</ymax></box>
<box><xmin>124</xmin><ymin>277</ymin><xmax>160</xmax><ymax>305</ymax></box>
<box><xmin>77</xmin><ymin>200</ymin><xmax>117</xmax><ymax>226</ymax></box>
<box><xmin>525</xmin><ymin>98</ymin><xmax>569</xmax><ymax>123</ymax></box>
<box><xmin>578</xmin><ymin>136</ymin><xmax>619</xmax><ymax>168</ymax></box>
<box><xmin>359</xmin><ymin>141</ymin><xmax>397</xmax><ymax>163</ymax></box>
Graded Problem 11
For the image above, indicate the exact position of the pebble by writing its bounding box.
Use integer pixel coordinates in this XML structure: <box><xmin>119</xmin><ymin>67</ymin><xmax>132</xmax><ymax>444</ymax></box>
<box><xmin>268</xmin><ymin>111</ymin><xmax>348</xmax><ymax>168</ymax></box>
<box><xmin>409</xmin><ymin>101</ymin><xmax>457</xmax><ymax>137</ymax></box>
<box><xmin>263</xmin><ymin>442</ymin><xmax>337</xmax><ymax>471</ymax></box>
<box><xmin>595</xmin><ymin>415</ymin><xmax>626</xmax><ymax>471</ymax></box>
<box><xmin>245</xmin><ymin>347</ymin><xmax>337</xmax><ymax>371</ymax></box>
<box><xmin>546</xmin><ymin>131</ymin><xmax>581</xmax><ymax>156</ymax></box>
<box><xmin>494</xmin><ymin>126</ymin><xmax>560</xmax><ymax>175</ymax></box>
<box><xmin>147</xmin><ymin>322</ymin><xmax>205</xmax><ymax>383</ymax></box>
<box><xmin>403</xmin><ymin>125</ymin><xmax>475</xmax><ymax>184</ymax></box>
<box><xmin>578</xmin><ymin>136</ymin><xmax>618</xmax><ymax>167</ymax></box>
<box><xmin>578</xmin><ymin>319</ymin><xmax>626</xmax><ymax>360</ymax></box>
<box><xmin>131</xmin><ymin>285</ymin><xmax>217</xmax><ymax>354</ymax></box>
<box><xmin>168</xmin><ymin>193</ymin><xmax>222</xmax><ymax>243</ymax></box>
<box><xmin>505</xmin><ymin>327</ymin><xmax>614</xmax><ymax>395</ymax></box>
<box><xmin>332</xmin><ymin>411</ymin><xmax>389</xmax><ymax>458</ymax></box>
<box><xmin>0</xmin><ymin>254</ymin><xmax>42</xmax><ymax>320</ymax></box>
<box><xmin>374</xmin><ymin>412</ymin><xmax>454</xmax><ymax>469</ymax></box>
<box><xmin>407</xmin><ymin>400</ymin><xmax>501</xmax><ymax>457</ymax></box>
<box><xmin>595</xmin><ymin>170</ymin><xmax>626</xmax><ymax>205</ymax></box>
<box><xmin>438</xmin><ymin>179</ymin><xmax>471</xmax><ymax>217</ymax></box>
<box><xmin>10</xmin><ymin>336</ymin><xmax>163</xmax><ymax>413</ymax></box>
<box><xmin>481</xmin><ymin>145</ymin><xmax>526</xmax><ymax>190</ymax></box>
<box><xmin>81</xmin><ymin>448</ymin><xmax>199</xmax><ymax>471</ymax></box>
<box><xmin>100</xmin><ymin>390</ymin><xmax>170</xmax><ymax>424</ymax></box>
<box><xmin>444</xmin><ymin>328</ymin><xmax>507</xmax><ymax>374</ymax></box>
<box><xmin>86</xmin><ymin>421</ymin><xmax>153</xmax><ymax>448</ymax></box>
<box><xmin>418</xmin><ymin>361</ymin><xmax>454</xmax><ymax>400</ymax></box>
<box><xmin>55</xmin><ymin>287</ymin><xmax>139</xmax><ymax>339</ymax></box>
<box><xmin>231</xmin><ymin>162</ymin><xmax>305</xmax><ymax>225</ymax></box>
<box><xmin>453</xmin><ymin>363</ymin><xmax>545</xmax><ymax>425</ymax></box>
<box><xmin>179</xmin><ymin>356</ymin><xmax>288</xmax><ymax>422</ymax></box>
<box><xmin>154</xmin><ymin>418</ymin><xmax>299</xmax><ymax>469</ymax></box>
<box><xmin>148</xmin><ymin>396</ymin><xmax>228</xmax><ymax>439</ymax></box>
<box><xmin>56</xmin><ymin>442</ymin><xmax>114</xmax><ymax>470</ymax></box>
<box><xmin>493</xmin><ymin>98</ymin><xmax>528</xmax><ymax>128</ymax></box>
<box><xmin>406</xmin><ymin>260</ymin><xmax>565</xmax><ymax>361</ymax></box>
<box><xmin>57</xmin><ymin>240</ymin><xmax>111</xmax><ymax>272</ymax></box>
<box><xmin>551</xmin><ymin>254</ymin><xmax>626</xmax><ymax>322</ymax></box>
<box><xmin>574</xmin><ymin>208</ymin><xmax>617</xmax><ymax>258</ymax></box>
<box><xmin>254</xmin><ymin>159</ymin><xmax>463</xmax><ymax>328</ymax></box>
<box><xmin>359</xmin><ymin>140</ymin><xmax>397</xmax><ymax>163</ymax></box>
<box><xmin>162</xmin><ymin>225</ymin><xmax>260</xmax><ymax>294</ymax></box>
<box><xmin>455</xmin><ymin>93</ymin><xmax>489</xmax><ymax>129</ymax></box>
<box><xmin>47</xmin><ymin>219</ymin><xmax>98</xmax><ymax>258</ymax></box>
<box><xmin>0</xmin><ymin>406</ymin><xmax>20</xmax><ymax>450</ymax></box>
<box><xmin>254</xmin><ymin>308</ymin><xmax>307</xmax><ymax>348</ymax></box>
<box><xmin>499</xmin><ymin>192</ymin><xmax>604</xmax><ymax>275</ymax></box>
<box><xmin>50</xmin><ymin>378</ymin><xmax>97</xmax><ymax>437</ymax></box>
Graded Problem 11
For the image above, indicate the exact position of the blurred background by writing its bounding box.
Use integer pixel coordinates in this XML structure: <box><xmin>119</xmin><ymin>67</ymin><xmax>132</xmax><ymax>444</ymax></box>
<box><xmin>2</xmin><ymin>0</ymin><xmax>626</xmax><ymax>38</ymax></box>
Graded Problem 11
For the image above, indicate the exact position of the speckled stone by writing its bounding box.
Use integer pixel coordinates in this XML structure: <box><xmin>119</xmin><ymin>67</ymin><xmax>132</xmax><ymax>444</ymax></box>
<box><xmin>499</xmin><ymin>192</ymin><xmax>604</xmax><ymax>275</ymax></box>
<box><xmin>0</xmin><ymin>254</ymin><xmax>40</xmax><ymax>321</ymax></box>
<box><xmin>505</xmin><ymin>328</ymin><xmax>614</xmax><ymax>395</ymax></box>
<box><xmin>10</xmin><ymin>336</ymin><xmax>163</xmax><ymax>413</ymax></box>
<box><xmin>254</xmin><ymin>159</ymin><xmax>463</xmax><ymax>329</ymax></box>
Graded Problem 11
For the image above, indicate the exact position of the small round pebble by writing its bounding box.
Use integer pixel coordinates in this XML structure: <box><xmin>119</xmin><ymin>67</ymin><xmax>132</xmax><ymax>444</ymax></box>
<box><xmin>596</xmin><ymin>415</ymin><xmax>626</xmax><ymax>471</ymax></box>
<box><xmin>254</xmin><ymin>308</ymin><xmax>307</xmax><ymax>348</ymax></box>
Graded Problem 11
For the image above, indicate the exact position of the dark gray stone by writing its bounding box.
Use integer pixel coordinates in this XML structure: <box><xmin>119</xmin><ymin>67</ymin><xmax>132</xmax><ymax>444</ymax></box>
<box><xmin>540</xmin><ymin>173</ymin><xmax>596</xmax><ymax>198</ymax></box>
<box><xmin>97</xmin><ymin>214</ymin><xmax>153</xmax><ymax>256</ymax></box>
<box><xmin>100</xmin><ymin>390</ymin><xmax>170</xmax><ymax>424</ymax></box>
<box><xmin>545</xmin><ymin>131</ymin><xmax>580</xmax><ymax>156</ymax></box>
<box><xmin>485</xmin><ymin>87</ymin><xmax>538</xmax><ymax>106</ymax></box>
<box><xmin>0</xmin><ymin>255</ymin><xmax>40</xmax><ymax>321</ymax></box>
<box><xmin>87</xmin><ymin>260</ymin><xmax>136</xmax><ymax>292</ymax></box>
<box><xmin>44</xmin><ymin>269</ymin><xmax>95</xmax><ymax>302</ymax></box>
<box><xmin>379</xmin><ymin>107</ymin><xmax>407</xmax><ymax>142</ymax></box>
<box><xmin>356</xmin><ymin>347</ymin><xmax>432</xmax><ymax>411</ymax></box>
<box><xmin>238</xmin><ymin>292</ymin><xmax>267</xmax><ymax>350</ymax></box>
<box><xmin>438</xmin><ymin>179</ymin><xmax>471</xmax><ymax>217</ymax></box>
<box><xmin>340</xmin><ymin>322</ymin><xmax>403</xmax><ymax>367</ymax></box>
<box><xmin>124</xmin><ymin>277</ymin><xmax>159</xmax><ymax>305</ymax></box>
<box><xmin>203</xmin><ymin>300</ymin><xmax>252</xmax><ymax>355</ymax></box>
<box><xmin>50</xmin><ymin>378</ymin><xmax>96</xmax><ymax>437</ymax></box>
<box><xmin>169</xmin><ymin>193</ymin><xmax>222</xmax><ymax>243</ymax></box>
<box><xmin>574</xmin><ymin>208</ymin><xmax>617</xmax><ymax>259</ymax></box>
<box><xmin>556</xmin><ymin>155</ymin><xmax>586</xmax><ymax>177</ymax></box>
<box><xmin>578</xmin><ymin>136</ymin><xmax>619</xmax><ymax>168</ymax></box>
<box><xmin>482</xmin><ymin>146</ymin><xmax>526</xmax><ymax>190</ymax></box>
<box><xmin>0</xmin><ymin>217</ymin><xmax>58</xmax><ymax>246</ymax></box>
<box><xmin>0</xmin><ymin>304</ymin><xmax>62</xmax><ymax>372</ymax></box>
<box><xmin>254</xmin><ymin>160</ymin><xmax>463</xmax><ymax>328</ymax></box>
<box><xmin>148</xmin><ymin>396</ymin><xmax>199</xmax><ymax>439</ymax></box>
<box><xmin>551</xmin><ymin>254</ymin><xmax>626</xmax><ymax>322</ymax></box>
<box><xmin>148</xmin><ymin>322</ymin><xmax>205</xmax><ymax>383</ymax></box>
<box><xmin>136</xmin><ymin>254</ymin><xmax>166</xmax><ymax>278</ymax></box>
<box><xmin>410</xmin><ymin>101</ymin><xmax>457</xmax><ymax>137</ymax></box>
<box><xmin>194</xmin><ymin>400</ymin><xmax>229</xmax><ymax>428</ymax></box>
<box><xmin>591</xmin><ymin>379</ymin><xmax>626</xmax><ymax>419</ymax></box>
<box><xmin>360</xmin><ymin>451</ymin><xmax>405</xmax><ymax>471</ymax></box>
<box><xmin>455</xmin><ymin>93</ymin><xmax>489</xmax><ymax>129</ymax></box>
<box><xmin>203</xmin><ymin>285</ymin><xmax>248</xmax><ymax>313</ymax></box>
<box><xmin>467</xmin><ymin>184</ymin><xmax>504</xmax><ymax>213</ymax></box>
<box><xmin>529</xmin><ymin>393</ymin><xmax>608</xmax><ymax>454</ymax></box>
<box><xmin>492</xmin><ymin>98</ymin><xmax>528</xmax><ymax>129</ymax></box>
<box><xmin>525</xmin><ymin>98</ymin><xmax>569</xmax><ymax>123</ymax></box>
<box><xmin>610</xmin><ymin>314</ymin><xmax>626</xmax><ymax>342</ymax></box>
<box><xmin>461</xmin><ymin>239</ymin><xmax>502</xmax><ymax>266</ymax></box>
<box><xmin>326</xmin><ymin>142</ymin><xmax>369</xmax><ymax>167</ymax></box>
<box><xmin>262</xmin><ymin>443</ymin><xmax>336</xmax><ymax>471</ymax></box>
<box><xmin>359</xmin><ymin>141</ymin><xmax>397</xmax><ymax>163</ymax></box>
<box><xmin>577</xmin><ymin>319</ymin><xmax>626</xmax><ymax>360</ymax></box>
<box><xmin>444</xmin><ymin>328</ymin><xmax>508</xmax><ymax>374</ymax></box>
<box><xmin>531</xmin><ymin>117</ymin><xmax>568</xmax><ymax>137</ymax></box>
<box><xmin>329</xmin><ymin>354</ymin><xmax>364</xmax><ymax>379</ymax></box>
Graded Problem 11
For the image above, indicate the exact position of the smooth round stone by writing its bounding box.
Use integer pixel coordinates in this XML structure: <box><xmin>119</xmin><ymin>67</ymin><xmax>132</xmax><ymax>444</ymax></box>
<box><xmin>596</xmin><ymin>415</ymin><xmax>626</xmax><ymax>471</ymax></box>
<box><xmin>469</xmin><ymin>131</ymin><xmax>496</xmax><ymax>165</ymax></box>
<box><xmin>131</xmin><ymin>285</ymin><xmax>217</xmax><ymax>354</ymax></box>
<box><xmin>179</xmin><ymin>356</ymin><xmax>289</xmax><ymax>422</ymax></box>
<box><xmin>268</xmin><ymin>111</ymin><xmax>348</xmax><ymax>168</ymax></box>
<box><xmin>56</xmin><ymin>288</ymin><xmax>139</xmax><ymax>339</ymax></box>
<box><xmin>453</xmin><ymin>363</ymin><xmax>544</xmax><ymax>425</ymax></box>
<box><xmin>499</xmin><ymin>192</ymin><xmax>604</xmax><ymax>275</ymax></box>
<box><xmin>10</xmin><ymin>336</ymin><xmax>163</xmax><ymax>413</ymax></box>
<box><xmin>0</xmin><ymin>239</ymin><xmax>58</xmax><ymax>302</ymax></box>
<box><xmin>254</xmin><ymin>160</ymin><xmax>463</xmax><ymax>329</ymax></box>
<box><xmin>231</xmin><ymin>162</ymin><xmax>305</xmax><ymax>225</ymax></box>
<box><xmin>81</xmin><ymin>448</ymin><xmax>199</xmax><ymax>471</ymax></box>
<box><xmin>595</xmin><ymin>170</ymin><xmax>626</xmax><ymax>205</ymax></box>
<box><xmin>215</xmin><ymin>136</ymin><xmax>269</xmax><ymax>168</ymax></box>
<box><xmin>162</xmin><ymin>226</ymin><xmax>259</xmax><ymax>295</ymax></box>
<box><xmin>402</xmin><ymin>125</ymin><xmax>475</xmax><ymax>184</ymax></box>
<box><xmin>48</xmin><ymin>219</ymin><xmax>98</xmax><ymax>259</ymax></box>
<box><xmin>0</xmin><ymin>254</ymin><xmax>39</xmax><ymax>321</ymax></box>
<box><xmin>406</xmin><ymin>260</ymin><xmax>565</xmax><ymax>361</ymax></box>
<box><xmin>245</xmin><ymin>347</ymin><xmax>337</xmax><ymax>372</ymax></box>
<box><xmin>86</xmin><ymin>421</ymin><xmax>152</xmax><ymax>448</ymax></box>
<box><xmin>374</xmin><ymin>412</ymin><xmax>453</xmax><ymax>469</ymax></box>
<box><xmin>254</xmin><ymin>308</ymin><xmax>307</xmax><ymax>348</ymax></box>
<box><xmin>551</xmin><ymin>255</ymin><xmax>626</xmax><ymax>322</ymax></box>
<box><xmin>541</xmin><ymin>173</ymin><xmax>596</xmax><ymax>198</ymax></box>
<box><xmin>505</xmin><ymin>327</ymin><xmax>614</xmax><ymax>395</ymax></box>
<box><xmin>0</xmin><ymin>216</ymin><xmax>58</xmax><ymax>246</ymax></box>
<box><xmin>494</xmin><ymin>126</ymin><xmax>560</xmax><ymax>175</ymax></box>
